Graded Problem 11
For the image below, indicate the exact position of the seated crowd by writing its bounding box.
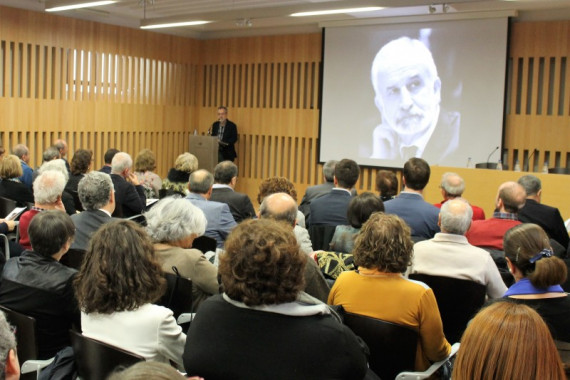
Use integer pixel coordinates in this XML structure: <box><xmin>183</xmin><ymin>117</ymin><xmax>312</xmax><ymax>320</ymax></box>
<box><xmin>0</xmin><ymin>140</ymin><xmax>568</xmax><ymax>379</ymax></box>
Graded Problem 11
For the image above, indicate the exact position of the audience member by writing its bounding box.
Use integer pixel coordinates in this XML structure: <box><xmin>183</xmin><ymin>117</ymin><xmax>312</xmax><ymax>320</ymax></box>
<box><xmin>210</xmin><ymin>161</ymin><xmax>255</xmax><ymax>223</ymax></box>
<box><xmin>299</xmin><ymin>160</ymin><xmax>337</xmax><ymax>217</ymax></box>
<box><xmin>434</xmin><ymin>172</ymin><xmax>485</xmax><ymax>220</ymax></box>
<box><xmin>70</xmin><ymin>171</ymin><xmax>116</xmax><ymax>251</ymax></box>
<box><xmin>11</xmin><ymin>144</ymin><xmax>32</xmax><ymax>189</ymax></box>
<box><xmin>0</xmin><ymin>311</ymin><xmax>19</xmax><ymax>380</ymax></box>
<box><xmin>308</xmin><ymin>158</ymin><xmax>360</xmax><ymax>227</ymax></box>
<box><xmin>162</xmin><ymin>153</ymin><xmax>198</xmax><ymax>196</ymax></box>
<box><xmin>99</xmin><ymin>148</ymin><xmax>119</xmax><ymax>174</ymax></box>
<box><xmin>410</xmin><ymin>198</ymin><xmax>506</xmax><ymax>298</ymax></box>
<box><xmin>134</xmin><ymin>149</ymin><xmax>162</xmax><ymax>199</ymax></box>
<box><xmin>259</xmin><ymin>193</ymin><xmax>330</xmax><ymax>302</ymax></box>
<box><xmin>108</xmin><ymin>362</ymin><xmax>195</xmax><ymax>380</ymax></box>
<box><xmin>503</xmin><ymin>223</ymin><xmax>570</xmax><ymax>342</ymax></box>
<box><xmin>33</xmin><ymin>146</ymin><xmax>62</xmax><ymax>182</ymax></box>
<box><xmin>183</xmin><ymin>219</ymin><xmax>368</xmax><ymax>380</ymax></box>
<box><xmin>0</xmin><ymin>155</ymin><xmax>34</xmax><ymax>204</ymax></box>
<box><xmin>53</xmin><ymin>139</ymin><xmax>70</xmax><ymax>172</ymax></box>
<box><xmin>257</xmin><ymin>176</ymin><xmax>311</xmax><ymax>251</ymax></box>
<box><xmin>64</xmin><ymin>149</ymin><xmax>93</xmax><ymax>195</ymax></box>
<box><xmin>452</xmin><ymin>302</ymin><xmax>565</xmax><ymax>379</ymax></box>
<box><xmin>465</xmin><ymin>181</ymin><xmax>526</xmax><ymax>250</ymax></box>
<box><xmin>0</xmin><ymin>211</ymin><xmax>79</xmax><ymax>359</ymax></box>
<box><xmin>384</xmin><ymin>157</ymin><xmax>440</xmax><ymax>239</ymax></box>
<box><xmin>329</xmin><ymin>212</ymin><xmax>450</xmax><ymax>371</ymax></box>
<box><xmin>518</xmin><ymin>174</ymin><xmax>569</xmax><ymax>249</ymax></box>
<box><xmin>75</xmin><ymin>220</ymin><xmax>186</xmax><ymax>367</ymax></box>
<box><xmin>37</xmin><ymin>158</ymin><xmax>76</xmax><ymax>215</ymax></box>
<box><xmin>329</xmin><ymin>192</ymin><xmax>384</xmax><ymax>253</ymax></box>
<box><xmin>376</xmin><ymin>169</ymin><xmax>398</xmax><ymax>202</ymax></box>
<box><xmin>18</xmin><ymin>171</ymin><xmax>67</xmax><ymax>250</ymax></box>
<box><xmin>185</xmin><ymin>169</ymin><xmax>236</xmax><ymax>248</ymax></box>
<box><xmin>110</xmin><ymin>152</ymin><xmax>146</xmax><ymax>218</ymax></box>
<box><xmin>145</xmin><ymin>197</ymin><xmax>219</xmax><ymax>310</ymax></box>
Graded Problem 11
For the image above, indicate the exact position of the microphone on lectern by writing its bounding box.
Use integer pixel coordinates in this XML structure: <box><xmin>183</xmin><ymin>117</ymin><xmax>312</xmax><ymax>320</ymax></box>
<box><xmin>487</xmin><ymin>146</ymin><xmax>499</xmax><ymax>163</ymax></box>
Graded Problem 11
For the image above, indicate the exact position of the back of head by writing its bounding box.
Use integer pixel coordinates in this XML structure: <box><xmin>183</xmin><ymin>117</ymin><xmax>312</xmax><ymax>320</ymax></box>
<box><xmin>78</xmin><ymin>171</ymin><xmax>113</xmax><ymax>210</ymax></box>
<box><xmin>334</xmin><ymin>159</ymin><xmax>360</xmax><ymax>189</ymax></box>
<box><xmin>145</xmin><ymin>197</ymin><xmax>207</xmax><ymax>243</ymax></box>
<box><xmin>503</xmin><ymin>223</ymin><xmax>567</xmax><ymax>288</ymax></box>
<box><xmin>104</xmin><ymin>148</ymin><xmax>119</xmax><ymax>165</ymax></box>
<box><xmin>188</xmin><ymin>169</ymin><xmax>214</xmax><ymax>194</ymax></box>
<box><xmin>453</xmin><ymin>301</ymin><xmax>565</xmax><ymax>380</ymax></box>
<box><xmin>33</xmin><ymin>170</ymin><xmax>66</xmax><ymax>204</ymax></box>
<box><xmin>74</xmin><ymin>220</ymin><xmax>165</xmax><ymax>314</ymax></box>
<box><xmin>220</xmin><ymin>219</ymin><xmax>305</xmax><ymax>306</ymax></box>
<box><xmin>0</xmin><ymin>155</ymin><xmax>23</xmax><ymax>180</ymax></box>
<box><xmin>376</xmin><ymin>170</ymin><xmax>398</xmax><ymax>199</ymax></box>
<box><xmin>0</xmin><ymin>311</ymin><xmax>17</xmax><ymax>377</ymax></box>
<box><xmin>440</xmin><ymin>198</ymin><xmax>473</xmax><ymax>235</ymax></box>
<box><xmin>108</xmin><ymin>362</ymin><xmax>186</xmax><ymax>380</ymax></box>
<box><xmin>111</xmin><ymin>152</ymin><xmax>133</xmax><ymax>174</ymax></box>
<box><xmin>70</xmin><ymin>149</ymin><xmax>93</xmax><ymax>176</ymax></box>
<box><xmin>29</xmin><ymin>210</ymin><xmax>75</xmax><ymax>257</ymax></box>
<box><xmin>323</xmin><ymin>160</ymin><xmax>337</xmax><ymax>182</ymax></box>
<box><xmin>403</xmin><ymin>158</ymin><xmax>430</xmax><ymax>190</ymax></box>
<box><xmin>257</xmin><ymin>177</ymin><xmax>297</xmax><ymax>204</ymax></box>
<box><xmin>498</xmin><ymin>181</ymin><xmax>526</xmax><ymax>213</ymax></box>
<box><xmin>259</xmin><ymin>192</ymin><xmax>298</xmax><ymax>226</ymax></box>
<box><xmin>174</xmin><ymin>153</ymin><xmax>198</xmax><ymax>174</ymax></box>
<box><xmin>214</xmin><ymin>161</ymin><xmax>238</xmax><ymax>184</ymax></box>
<box><xmin>353</xmin><ymin>212</ymin><xmax>413</xmax><ymax>273</ymax></box>
<box><xmin>38</xmin><ymin>159</ymin><xmax>69</xmax><ymax>182</ymax></box>
<box><xmin>43</xmin><ymin>146</ymin><xmax>61</xmax><ymax>162</ymax></box>
<box><xmin>11</xmin><ymin>144</ymin><xmax>28</xmax><ymax>160</ymax></box>
<box><xmin>517</xmin><ymin>174</ymin><xmax>541</xmax><ymax>196</ymax></box>
<box><xmin>441</xmin><ymin>172</ymin><xmax>465</xmax><ymax>197</ymax></box>
<box><xmin>134</xmin><ymin>149</ymin><xmax>156</xmax><ymax>172</ymax></box>
<box><xmin>347</xmin><ymin>192</ymin><xmax>385</xmax><ymax>229</ymax></box>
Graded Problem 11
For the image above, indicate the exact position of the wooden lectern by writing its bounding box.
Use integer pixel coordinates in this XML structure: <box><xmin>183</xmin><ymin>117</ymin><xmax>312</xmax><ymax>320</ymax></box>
<box><xmin>189</xmin><ymin>135</ymin><xmax>218</xmax><ymax>174</ymax></box>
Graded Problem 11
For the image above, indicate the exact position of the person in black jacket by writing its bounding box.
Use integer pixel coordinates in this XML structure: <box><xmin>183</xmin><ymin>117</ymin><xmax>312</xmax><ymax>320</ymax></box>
<box><xmin>210</xmin><ymin>106</ymin><xmax>238</xmax><ymax>162</ymax></box>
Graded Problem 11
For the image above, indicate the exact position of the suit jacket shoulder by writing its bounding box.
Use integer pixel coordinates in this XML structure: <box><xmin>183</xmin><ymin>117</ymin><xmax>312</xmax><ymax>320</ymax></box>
<box><xmin>210</xmin><ymin>187</ymin><xmax>255</xmax><ymax>223</ymax></box>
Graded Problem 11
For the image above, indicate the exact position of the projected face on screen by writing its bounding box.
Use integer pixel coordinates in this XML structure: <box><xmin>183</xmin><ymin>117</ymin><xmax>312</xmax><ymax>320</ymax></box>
<box><xmin>370</xmin><ymin>36</ymin><xmax>458</xmax><ymax>162</ymax></box>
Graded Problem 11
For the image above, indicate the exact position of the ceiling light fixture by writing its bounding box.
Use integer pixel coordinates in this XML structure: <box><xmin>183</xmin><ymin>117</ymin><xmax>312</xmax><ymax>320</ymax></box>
<box><xmin>140</xmin><ymin>20</ymin><xmax>210</xmax><ymax>30</ymax></box>
<box><xmin>291</xmin><ymin>7</ymin><xmax>383</xmax><ymax>17</ymax></box>
<box><xmin>46</xmin><ymin>1</ymin><xmax>116</xmax><ymax>12</ymax></box>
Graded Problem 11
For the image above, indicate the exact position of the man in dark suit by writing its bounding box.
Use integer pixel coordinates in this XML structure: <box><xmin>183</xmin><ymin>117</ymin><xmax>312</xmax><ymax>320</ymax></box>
<box><xmin>308</xmin><ymin>159</ymin><xmax>360</xmax><ymax>227</ymax></box>
<box><xmin>110</xmin><ymin>152</ymin><xmax>146</xmax><ymax>218</ymax></box>
<box><xmin>210</xmin><ymin>106</ymin><xmax>238</xmax><ymax>162</ymax></box>
<box><xmin>299</xmin><ymin>160</ymin><xmax>337</xmax><ymax>218</ymax></box>
<box><xmin>71</xmin><ymin>171</ymin><xmax>116</xmax><ymax>250</ymax></box>
<box><xmin>54</xmin><ymin>139</ymin><xmax>71</xmax><ymax>173</ymax></box>
<box><xmin>518</xmin><ymin>175</ymin><xmax>569</xmax><ymax>249</ymax></box>
<box><xmin>210</xmin><ymin>161</ymin><xmax>255</xmax><ymax>223</ymax></box>
<box><xmin>99</xmin><ymin>148</ymin><xmax>119</xmax><ymax>174</ymax></box>
<box><xmin>384</xmin><ymin>158</ymin><xmax>440</xmax><ymax>240</ymax></box>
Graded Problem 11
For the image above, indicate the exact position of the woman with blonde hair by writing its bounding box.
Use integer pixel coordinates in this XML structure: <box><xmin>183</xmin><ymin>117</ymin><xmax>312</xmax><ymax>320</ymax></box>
<box><xmin>162</xmin><ymin>153</ymin><xmax>198</xmax><ymax>196</ymax></box>
<box><xmin>0</xmin><ymin>154</ymin><xmax>34</xmax><ymax>204</ymax></box>
<box><xmin>134</xmin><ymin>149</ymin><xmax>162</xmax><ymax>198</ymax></box>
<box><xmin>453</xmin><ymin>301</ymin><xmax>565</xmax><ymax>379</ymax></box>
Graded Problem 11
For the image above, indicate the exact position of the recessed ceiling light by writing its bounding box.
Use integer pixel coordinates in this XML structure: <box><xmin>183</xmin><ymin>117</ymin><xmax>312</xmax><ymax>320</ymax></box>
<box><xmin>291</xmin><ymin>7</ymin><xmax>383</xmax><ymax>17</ymax></box>
<box><xmin>46</xmin><ymin>1</ymin><xmax>116</xmax><ymax>12</ymax></box>
<box><xmin>140</xmin><ymin>21</ymin><xmax>210</xmax><ymax>30</ymax></box>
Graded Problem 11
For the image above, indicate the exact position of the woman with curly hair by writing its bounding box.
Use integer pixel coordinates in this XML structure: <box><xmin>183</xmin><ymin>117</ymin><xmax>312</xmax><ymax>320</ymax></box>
<box><xmin>183</xmin><ymin>219</ymin><xmax>368</xmax><ymax>380</ymax></box>
<box><xmin>328</xmin><ymin>212</ymin><xmax>450</xmax><ymax>371</ymax></box>
<box><xmin>74</xmin><ymin>220</ymin><xmax>185</xmax><ymax>367</ymax></box>
<box><xmin>134</xmin><ymin>149</ymin><xmax>162</xmax><ymax>198</ymax></box>
<box><xmin>65</xmin><ymin>149</ymin><xmax>93</xmax><ymax>195</ymax></box>
<box><xmin>161</xmin><ymin>153</ymin><xmax>198</xmax><ymax>196</ymax></box>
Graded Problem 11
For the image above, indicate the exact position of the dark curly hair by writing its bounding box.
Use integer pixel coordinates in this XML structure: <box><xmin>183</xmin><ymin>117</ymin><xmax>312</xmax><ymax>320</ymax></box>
<box><xmin>257</xmin><ymin>177</ymin><xmax>297</xmax><ymax>204</ymax></box>
<box><xmin>353</xmin><ymin>212</ymin><xmax>413</xmax><ymax>273</ymax></box>
<box><xmin>70</xmin><ymin>149</ymin><xmax>93</xmax><ymax>175</ymax></box>
<box><xmin>219</xmin><ymin>219</ymin><xmax>306</xmax><ymax>306</ymax></box>
<box><xmin>74</xmin><ymin>220</ymin><xmax>166</xmax><ymax>314</ymax></box>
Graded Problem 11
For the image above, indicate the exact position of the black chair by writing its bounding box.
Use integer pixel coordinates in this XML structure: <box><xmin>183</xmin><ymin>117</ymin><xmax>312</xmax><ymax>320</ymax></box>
<box><xmin>125</xmin><ymin>214</ymin><xmax>147</xmax><ymax>226</ymax></box>
<box><xmin>59</xmin><ymin>248</ymin><xmax>86</xmax><ymax>270</ymax></box>
<box><xmin>0</xmin><ymin>305</ymin><xmax>54</xmax><ymax>379</ymax></box>
<box><xmin>308</xmin><ymin>224</ymin><xmax>337</xmax><ymax>251</ymax></box>
<box><xmin>158</xmin><ymin>188</ymin><xmax>185</xmax><ymax>199</ymax></box>
<box><xmin>70</xmin><ymin>330</ymin><xmax>144</xmax><ymax>380</ymax></box>
<box><xmin>0</xmin><ymin>197</ymin><xmax>18</xmax><ymax>218</ymax></box>
<box><xmin>408</xmin><ymin>274</ymin><xmax>486</xmax><ymax>343</ymax></box>
<box><xmin>157</xmin><ymin>267</ymin><xmax>194</xmax><ymax>318</ymax></box>
<box><xmin>192</xmin><ymin>235</ymin><xmax>217</xmax><ymax>253</ymax></box>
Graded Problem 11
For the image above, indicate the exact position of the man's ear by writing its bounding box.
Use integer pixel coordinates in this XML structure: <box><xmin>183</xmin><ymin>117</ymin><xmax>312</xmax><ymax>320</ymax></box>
<box><xmin>6</xmin><ymin>348</ymin><xmax>20</xmax><ymax>379</ymax></box>
<box><xmin>437</xmin><ymin>213</ymin><xmax>442</xmax><ymax>228</ymax></box>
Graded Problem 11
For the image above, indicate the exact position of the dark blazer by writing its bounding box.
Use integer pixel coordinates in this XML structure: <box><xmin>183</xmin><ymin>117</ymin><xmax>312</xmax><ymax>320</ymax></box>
<box><xmin>0</xmin><ymin>179</ymin><xmax>34</xmax><ymax>205</ymax></box>
<box><xmin>384</xmin><ymin>192</ymin><xmax>440</xmax><ymax>239</ymax></box>
<box><xmin>518</xmin><ymin>199</ymin><xmax>569</xmax><ymax>249</ymax></box>
<box><xmin>308</xmin><ymin>189</ymin><xmax>353</xmax><ymax>227</ymax></box>
<box><xmin>211</xmin><ymin>120</ymin><xmax>238</xmax><ymax>161</ymax></box>
<box><xmin>299</xmin><ymin>182</ymin><xmax>334</xmax><ymax>217</ymax></box>
<box><xmin>70</xmin><ymin>209</ymin><xmax>115</xmax><ymax>250</ymax></box>
<box><xmin>210</xmin><ymin>186</ymin><xmax>255</xmax><ymax>223</ymax></box>
<box><xmin>110</xmin><ymin>174</ymin><xmax>146</xmax><ymax>218</ymax></box>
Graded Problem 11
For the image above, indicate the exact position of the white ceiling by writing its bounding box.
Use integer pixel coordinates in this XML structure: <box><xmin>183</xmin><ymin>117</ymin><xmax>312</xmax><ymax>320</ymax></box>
<box><xmin>1</xmin><ymin>0</ymin><xmax>570</xmax><ymax>39</ymax></box>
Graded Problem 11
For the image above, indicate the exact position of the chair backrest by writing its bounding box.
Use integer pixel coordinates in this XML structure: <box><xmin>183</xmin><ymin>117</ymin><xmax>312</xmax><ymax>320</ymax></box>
<box><xmin>125</xmin><ymin>214</ymin><xmax>147</xmax><ymax>226</ymax></box>
<box><xmin>158</xmin><ymin>188</ymin><xmax>185</xmax><ymax>199</ymax></box>
<box><xmin>70</xmin><ymin>330</ymin><xmax>144</xmax><ymax>380</ymax></box>
<box><xmin>343</xmin><ymin>312</ymin><xmax>417</xmax><ymax>380</ymax></box>
<box><xmin>59</xmin><ymin>248</ymin><xmax>86</xmax><ymax>270</ymax></box>
<box><xmin>156</xmin><ymin>271</ymin><xmax>194</xmax><ymax>318</ymax></box>
<box><xmin>408</xmin><ymin>274</ymin><xmax>486</xmax><ymax>343</ymax></box>
<box><xmin>0</xmin><ymin>305</ymin><xmax>38</xmax><ymax>364</ymax></box>
<box><xmin>192</xmin><ymin>235</ymin><xmax>217</xmax><ymax>253</ymax></box>
<box><xmin>0</xmin><ymin>197</ymin><xmax>17</xmax><ymax>219</ymax></box>
<box><xmin>308</xmin><ymin>225</ymin><xmax>337</xmax><ymax>251</ymax></box>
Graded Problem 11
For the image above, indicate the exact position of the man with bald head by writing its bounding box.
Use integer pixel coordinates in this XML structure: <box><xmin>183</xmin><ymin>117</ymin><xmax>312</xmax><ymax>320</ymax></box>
<box><xmin>465</xmin><ymin>181</ymin><xmax>526</xmax><ymax>250</ymax></box>
<box><xmin>410</xmin><ymin>198</ymin><xmax>506</xmax><ymax>298</ymax></box>
<box><xmin>434</xmin><ymin>172</ymin><xmax>485</xmax><ymax>220</ymax></box>
<box><xmin>54</xmin><ymin>139</ymin><xmax>70</xmax><ymax>172</ymax></box>
<box><xmin>370</xmin><ymin>37</ymin><xmax>459</xmax><ymax>163</ymax></box>
<box><xmin>186</xmin><ymin>169</ymin><xmax>236</xmax><ymax>248</ymax></box>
